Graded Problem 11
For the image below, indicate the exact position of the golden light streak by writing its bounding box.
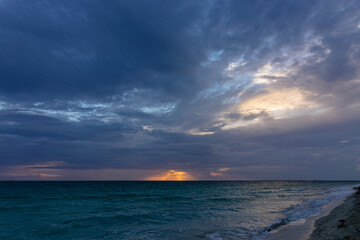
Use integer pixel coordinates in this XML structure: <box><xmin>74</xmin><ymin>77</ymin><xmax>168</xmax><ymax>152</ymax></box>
<box><xmin>145</xmin><ymin>170</ymin><xmax>195</xmax><ymax>181</ymax></box>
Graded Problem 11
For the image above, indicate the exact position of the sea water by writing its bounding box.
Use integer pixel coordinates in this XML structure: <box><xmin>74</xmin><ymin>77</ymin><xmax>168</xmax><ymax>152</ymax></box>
<box><xmin>0</xmin><ymin>181</ymin><xmax>358</xmax><ymax>240</ymax></box>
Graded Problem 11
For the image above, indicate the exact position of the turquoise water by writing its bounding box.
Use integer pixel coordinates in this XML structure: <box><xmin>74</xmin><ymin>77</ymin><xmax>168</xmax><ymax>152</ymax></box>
<box><xmin>0</xmin><ymin>181</ymin><xmax>358</xmax><ymax>240</ymax></box>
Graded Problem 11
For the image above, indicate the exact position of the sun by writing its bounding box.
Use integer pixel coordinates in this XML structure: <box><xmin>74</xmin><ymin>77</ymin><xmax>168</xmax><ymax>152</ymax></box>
<box><xmin>145</xmin><ymin>170</ymin><xmax>195</xmax><ymax>181</ymax></box>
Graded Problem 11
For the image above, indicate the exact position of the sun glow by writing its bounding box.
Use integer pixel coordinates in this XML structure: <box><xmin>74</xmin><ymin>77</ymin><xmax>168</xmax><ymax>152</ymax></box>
<box><xmin>220</xmin><ymin>87</ymin><xmax>324</xmax><ymax>130</ymax></box>
<box><xmin>239</xmin><ymin>88</ymin><xmax>319</xmax><ymax>119</ymax></box>
<box><xmin>146</xmin><ymin>170</ymin><xmax>195</xmax><ymax>181</ymax></box>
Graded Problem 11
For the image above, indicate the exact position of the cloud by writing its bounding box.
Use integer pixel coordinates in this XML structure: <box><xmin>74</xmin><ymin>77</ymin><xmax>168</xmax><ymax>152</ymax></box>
<box><xmin>238</xmin><ymin>88</ymin><xmax>320</xmax><ymax>118</ymax></box>
<box><xmin>0</xmin><ymin>161</ymin><xmax>67</xmax><ymax>179</ymax></box>
<box><xmin>0</xmin><ymin>0</ymin><xmax>360</xmax><ymax>180</ymax></box>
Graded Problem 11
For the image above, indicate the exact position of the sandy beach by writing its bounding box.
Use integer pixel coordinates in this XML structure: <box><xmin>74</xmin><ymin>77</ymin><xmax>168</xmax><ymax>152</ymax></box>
<box><xmin>267</xmin><ymin>186</ymin><xmax>360</xmax><ymax>240</ymax></box>
<box><xmin>309</xmin><ymin>187</ymin><xmax>360</xmax><ymax>240</ymax></box>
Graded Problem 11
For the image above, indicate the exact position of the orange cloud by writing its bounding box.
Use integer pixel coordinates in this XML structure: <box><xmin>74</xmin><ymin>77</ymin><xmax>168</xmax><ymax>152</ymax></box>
<box><xmin>210</xmin><ymin>167</ymin><xmax>230</xmax><ymax>177</ymax></box>
<box><xmin>210</xmin><ymin>172</ymin><xmax>222</xmax><ymax>177</ymax></box>
<box><xmin>1</xmin><ymin>161</ymin><xmax>67</xmax><ymax>179</ymax></box>
<box><xmin>145</xmin><ymin>170</ymin><xmax>195</xmax><ymax>181</ymax></box>
<box><xmin>218</xmin><ymin>167</ymin><xmax>229</xmax><ymax>172</ymax></box>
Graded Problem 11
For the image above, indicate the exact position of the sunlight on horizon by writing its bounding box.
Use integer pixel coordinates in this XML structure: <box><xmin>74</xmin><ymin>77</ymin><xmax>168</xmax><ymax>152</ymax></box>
<box><xmin>145</xmin><ymin>170</ymin><xmax>195</xmax><ymax>181</ymax></box>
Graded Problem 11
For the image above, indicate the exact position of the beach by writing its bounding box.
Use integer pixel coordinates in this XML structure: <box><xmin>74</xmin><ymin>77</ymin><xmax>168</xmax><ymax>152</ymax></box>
<box><xmin>309</xmin><ymin>187</ymin><xmax>360</xmax><ymax>240</ymax></box>
<box><xmin>267</xmin><ymin>186</ymin><xmax>360</xmax><ymax>240</ymax></box>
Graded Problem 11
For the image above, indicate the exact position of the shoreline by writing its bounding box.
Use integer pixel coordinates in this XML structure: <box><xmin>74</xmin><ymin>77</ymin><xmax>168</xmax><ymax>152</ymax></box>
<box><xmin>267</xmin><ymin>186</ymin><xmax>358</xmax><ymax>240</ymax></box>
<box><xmin>309</xmin><ymin>186</ymin><xmax>360</xmax><ymax>239</ymax></box>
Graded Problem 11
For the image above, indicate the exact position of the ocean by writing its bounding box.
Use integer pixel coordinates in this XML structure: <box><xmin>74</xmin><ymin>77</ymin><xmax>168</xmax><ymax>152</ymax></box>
<box><xmin>0</xmin><ymin>181</ymin><xmax>358</xmax><ymax>240</ymax></box>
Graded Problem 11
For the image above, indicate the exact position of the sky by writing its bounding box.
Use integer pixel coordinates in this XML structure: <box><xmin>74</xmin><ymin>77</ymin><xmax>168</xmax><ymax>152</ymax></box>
<box><xmin>0</xmin><ymin>0</ymin><xmax>360</xmax><ymax>180</ymax></box>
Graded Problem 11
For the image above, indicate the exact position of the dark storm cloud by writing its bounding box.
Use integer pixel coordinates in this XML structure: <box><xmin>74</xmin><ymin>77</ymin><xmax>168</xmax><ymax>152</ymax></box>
<box><xmin>0</xmin><ymin>0</ymin><xmax>360</xmax><ymax>180</ymax></box>
<box><xmin>0</xmin><ymin>0</ymin><xmax>209</xmax><ymax>100</ymax></box>
<box><xmin>0</xmin><ymin>0</ymin><xmax>323</xmax><ymax>100</ymax></box>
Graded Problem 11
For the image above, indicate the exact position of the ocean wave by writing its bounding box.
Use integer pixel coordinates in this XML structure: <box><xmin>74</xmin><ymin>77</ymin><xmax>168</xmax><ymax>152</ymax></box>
<box><xmin>0</xmin><ymin>195</ymin><xmax>30</xmax><ymax>199</ymax></box>
<box><xmin>51</xmin><ymin>193</ymin><xmax>188</xmax><ymax>200</ymax></box>
<box><xmin>61</xmin><ymin>213</ymin><xmax>162</xmax><ymax>226</ymax></box>
<box><xmin>206</xmin><ymin>185</ymin><xmax>355</xmax><ymax>240</ymax></box>
<box><xmin>286</xmin><ymin>188</ymin><xmax>304</xmax><ymax>192</ymax></box>
<box><xmin>207</xmin><ymin>229</ymin><xmax>269</xmax><ymax>240</ymax></box>
<box><xmin>209</xmin><ymin>197</ymin><xmax>250</xmax><ymax>203</ymax></box>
